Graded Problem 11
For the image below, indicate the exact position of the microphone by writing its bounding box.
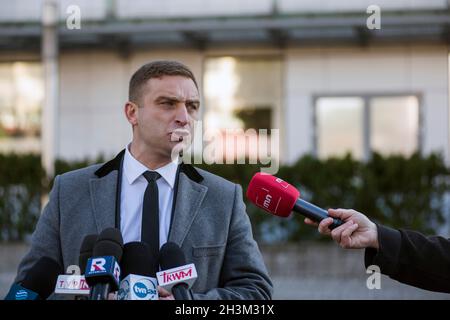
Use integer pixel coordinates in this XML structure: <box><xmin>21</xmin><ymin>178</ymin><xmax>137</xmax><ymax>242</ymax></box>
<box><xmin>79</xmin><ymin>234</ymin><xmax>99</xmax><ymax>275</ymax></box>
<box><xmin>54</xmin><ymin>274</ymin><xmax>90</xmax><ymax>298</ymax></box>
<box><xmin>54</xmin><ymin>234</ymin><xmax>98</xmax><ymax>299</ymax></box>
<box><xmin>5</xmin><ymin>256</ymin><xmax>62</xmax><ymax>300</ymax></box>
<box><xmin>156</xmin><ymin>242</ymin><xmax>197</xmax><ymax>300</ymax></box>
<box><xmin>84</xmin><ymin>228</ymin><xmax>123</xmax><ymax>300</ymax></box>
<box><xmin>246</xmin><ymin>172</ymin><xmax>344</xmax><ymax>230</ymax></box>
<box><xmin>117</xmin><ymin>242</ymin><xmax>158</xmax><ymax>300</ymax></box>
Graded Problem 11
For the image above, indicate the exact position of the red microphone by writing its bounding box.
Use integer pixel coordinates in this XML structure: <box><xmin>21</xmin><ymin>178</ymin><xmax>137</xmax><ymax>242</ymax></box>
<box><xmin>246</xmin><ymin>173</ymin><xmax>343</xmax><ymax>230</ymax></box>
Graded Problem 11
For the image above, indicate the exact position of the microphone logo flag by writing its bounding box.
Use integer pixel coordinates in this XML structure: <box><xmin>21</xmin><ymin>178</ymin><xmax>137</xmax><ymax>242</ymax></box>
<box><xmin>275</xmin><ymin>177</ymin><xmax>290</xmax><ymax>189</ymax></box>
<box><xmin>133</xmin><ymin>279</ymin><xmax>157</xmax><ymax>299</ymax></box>
<box><xmin>15</xmin><ymin>289</ymin><xmax>29</xmax><ymax>300</ymax></box>
<box><xmin>161</xmin><ymin>266</ymin><xmax>192</xmax><ymax>283</ymax></box>
<box><xmin>156</xmin><ymin>263</ymin><xmax>197</xmax><ymax>292</ymax></box>
<box><xmin>113</xmin><ymin>263</ymin><xmax>120</xmax><ymax>283</ymax></box>
<box><xmin>117</xmin><ymin>275</ymin><xmax>158</xmax><ymax>300</ymax></box>
<box><xmin>4</xmin><ymin>283</ymin><xmax>39</xmax><ymax>300</ymax></box>
<box><xmin>246</xmin><ymin>172</ymin><xmax>300</xmax><ymax>218</ymax></box>
<box><xmin>90</xmin><ymin>258</ymin><xmax>106</xmax><ymax>272</ymax></box>
<box><xmin>85</xmin><ymin>256</ymin><xmax>121</xmax><ymax>289</ymax></box>
<box><xmin>263</xmin><ymin>193</ymin><xmax>272</xmax><ymax>209</ymax></box>
<box><xmin>54</xmin><ymin>275</ymin><xmax>90</xmax><ymax>295</ymax></box>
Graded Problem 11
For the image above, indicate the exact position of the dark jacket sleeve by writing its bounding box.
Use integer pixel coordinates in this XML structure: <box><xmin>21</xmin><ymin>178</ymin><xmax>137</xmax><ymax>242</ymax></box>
<box><xmin>364</xmin><ymin>224</ymin><xmax>450</xmax><ymax>293</ymax></box>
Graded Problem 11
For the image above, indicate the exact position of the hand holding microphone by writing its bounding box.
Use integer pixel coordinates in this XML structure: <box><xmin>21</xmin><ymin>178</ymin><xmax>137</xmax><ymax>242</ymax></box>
<box><xmin>305</xmin><ymin>208</ymin><xmax>379</xmax><ymax>250</ymax></box>
<box><xmin>246</xmin><ymin>173</ymin><xmax>344</xmax><ymax>230</ymax></box>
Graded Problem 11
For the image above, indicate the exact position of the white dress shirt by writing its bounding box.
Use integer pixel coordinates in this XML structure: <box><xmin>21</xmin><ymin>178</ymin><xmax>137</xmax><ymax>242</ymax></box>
<box><xmin>120</xmin><ymin>144</ymin><xmax>178</xmax><ymax>247</ymax></box>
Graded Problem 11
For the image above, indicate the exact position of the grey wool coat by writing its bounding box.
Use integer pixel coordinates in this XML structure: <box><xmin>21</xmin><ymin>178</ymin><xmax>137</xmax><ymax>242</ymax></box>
<box><xmin>14</xmin><ymin>150</ymin><xmax>273</xmax><ymax>300</ymax></box>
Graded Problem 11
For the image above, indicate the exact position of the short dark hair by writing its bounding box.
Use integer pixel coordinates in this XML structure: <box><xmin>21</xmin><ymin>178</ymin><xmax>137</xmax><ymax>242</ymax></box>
<box><xmin>128</xmin><ymin>60</ymin><xmax>199</xmax><ymax>104</ymax></box>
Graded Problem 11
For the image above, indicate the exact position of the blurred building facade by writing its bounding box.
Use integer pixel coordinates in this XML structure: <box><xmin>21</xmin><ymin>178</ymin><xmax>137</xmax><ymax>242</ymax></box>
<box><xmin>0</xmin><ymin>0</ymin><xmax>449</xmax><ymax>167</ymax></box>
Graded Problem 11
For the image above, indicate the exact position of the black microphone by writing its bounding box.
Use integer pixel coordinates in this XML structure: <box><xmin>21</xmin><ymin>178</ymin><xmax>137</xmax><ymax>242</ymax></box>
<box><xmin>84</xmin><ymin>228</ymin><xmax>123</xmax><ymax>300</ymax></box>
<box><xmin>79</xmin><ymin>234</ymin><xmax>98</xmax><ymax>275</ymax></box>
<box><xmin>55</xmin><ymin>234</ymin><xmax>98</xmax><ymax>300</ymax></box>
<box><xmin>117</xmin><ymin>242</ymin><xmax>158</xmax><ymax>300</ymax></box>
<box><xmin>53</xmin><ymin>234</ymin><xmax>99</xmax><ymax>299</ymax></box>
<box><xmin>5</xmin><ymin>256</ymin><xmax>62</xmax><ymax>300</ymax></box>
<box><xmin>157</xmin><ymin>242</ymin><xmax>197</xmax><ymax>300</ymax></box>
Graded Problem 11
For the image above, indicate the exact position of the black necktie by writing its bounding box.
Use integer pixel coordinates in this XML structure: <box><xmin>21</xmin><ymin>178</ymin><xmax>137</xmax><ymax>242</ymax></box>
<box><xmin>142</xmin><ymin>171</ymin><xmax>161</xmax><ymax>266</ymax></box>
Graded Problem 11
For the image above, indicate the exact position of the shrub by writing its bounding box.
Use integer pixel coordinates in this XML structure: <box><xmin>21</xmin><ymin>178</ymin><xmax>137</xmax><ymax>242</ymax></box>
<box><xmin>0</xmin><ymin>152</ymin><xmax>448</xmax><ymax>243</ymax></box>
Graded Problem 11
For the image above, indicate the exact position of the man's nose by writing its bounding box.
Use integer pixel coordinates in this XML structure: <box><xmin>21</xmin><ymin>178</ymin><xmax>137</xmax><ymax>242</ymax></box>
<box><xmin>175</xmin><ymin>104</ymin><xmax>189</xmax><ymax>126</ymax></box>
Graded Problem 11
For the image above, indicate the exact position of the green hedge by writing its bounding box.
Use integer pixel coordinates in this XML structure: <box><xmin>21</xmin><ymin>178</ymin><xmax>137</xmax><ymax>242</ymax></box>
<box><xmin>0</xmin><ymin>154</ymin><xmax>45</xmax><ymax>242</ymax></box>
<box><xmin>198</xmin><ymin>152</ymin><xmax>450</xmax><ymax>243</ymax></box>
<box><xmin>0</xmin><ymin>152</ymin><xmax>449</xmax><ymax>243</ymax></box>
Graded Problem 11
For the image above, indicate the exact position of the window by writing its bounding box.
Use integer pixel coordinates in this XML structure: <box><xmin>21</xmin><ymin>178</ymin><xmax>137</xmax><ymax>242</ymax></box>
<box><xmin>370</xmin><ymin>96</ymin><xmax>419</xmax><ymax>157</ymax></box>
<box><xmin>315</xmin><ymin>95</ymin><xmax>419</xmax><ymax>160</ymax></box>
<box><xmin>316</xmin><ymin>97</ymin><xmax>364</xmax><ymax>159</ymax></box>
<box><xmin>203</xmin><ymin>56</ymin><xmax>282</xmax><ymax>163</ymax></box>
<box><xmin>0</xmin><ymin>62</ymin><xmax>43</xmax><ymax>154</ymax></box>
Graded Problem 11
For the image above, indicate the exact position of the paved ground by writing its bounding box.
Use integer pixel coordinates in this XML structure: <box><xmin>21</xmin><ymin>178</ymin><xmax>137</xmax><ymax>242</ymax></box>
<box><xmin>1</xmin><ymin>242</ymin><xmax>449</xmax><ymax>299</ymax></box>
<box><xmin>271</xmin><ymin>276</ymin><xmax>449</xmax><ymax>299</ymax></box>
<box><xmin>262</xmin><ymin>243</ymin><xmax>450</xmax><ymax>299</ymax></box>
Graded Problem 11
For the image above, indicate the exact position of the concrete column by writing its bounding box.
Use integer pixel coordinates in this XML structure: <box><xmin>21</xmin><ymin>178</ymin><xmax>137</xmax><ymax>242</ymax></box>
<box><xmin>41</xmin><ymin>0</ymin><xmax>59</xmax><ymax>178</ymax></box>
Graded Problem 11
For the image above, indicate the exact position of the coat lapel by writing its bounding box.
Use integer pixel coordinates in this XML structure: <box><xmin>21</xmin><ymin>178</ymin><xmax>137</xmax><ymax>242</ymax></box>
<box><xmin>168</xmin><ymin>168</ymin><xmax>208</xmax><ymax>246</ymax></box>
<box><xmin>89</xmin><ymin>172</ymin><xmax>118</xmax><ymax>233</ymax></box>
<box><xmin>90</xmin><ymin>150</ymin><xmax>124</xmax><ymax>233</ymax></box>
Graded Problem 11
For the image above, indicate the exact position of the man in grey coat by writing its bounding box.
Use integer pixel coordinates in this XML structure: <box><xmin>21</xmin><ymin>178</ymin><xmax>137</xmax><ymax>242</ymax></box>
<box><xmin>13</xmin><ymin>60</ymin><xmax>273</xmax><ymax>300</ymax></box>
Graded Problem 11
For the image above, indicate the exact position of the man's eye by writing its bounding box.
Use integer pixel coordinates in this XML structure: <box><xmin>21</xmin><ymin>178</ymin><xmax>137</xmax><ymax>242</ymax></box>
<box><xmin>161</xmin><ymin>101</ymin><xmax>175</xmax><ymax>106</ymax></box>
<box><xmin>187</xmin><ymin>104</ymin><xmax>198</xmax><ymax>111</ymax></box>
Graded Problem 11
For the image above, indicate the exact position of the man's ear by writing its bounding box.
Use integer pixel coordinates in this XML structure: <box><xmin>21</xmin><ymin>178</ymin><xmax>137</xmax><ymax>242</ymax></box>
<box><xmin>125</xmin><ymin>101</ymin><xmax>138</xmax><ymax>126</ymax></box>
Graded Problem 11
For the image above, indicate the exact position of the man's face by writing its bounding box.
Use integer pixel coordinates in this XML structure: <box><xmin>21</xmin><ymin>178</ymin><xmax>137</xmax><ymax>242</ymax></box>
<box><xmin>132</xmin><ymin>75</ymin><xmax>200</xmax><ymax>160</ymax></box>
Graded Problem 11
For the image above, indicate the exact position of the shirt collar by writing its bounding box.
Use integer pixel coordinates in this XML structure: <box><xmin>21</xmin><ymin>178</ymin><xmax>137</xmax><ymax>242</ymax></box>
<box><xmin>123</xmin><ymin>144</ymin><xmax>178</xmax><ymax>189</ymax></box>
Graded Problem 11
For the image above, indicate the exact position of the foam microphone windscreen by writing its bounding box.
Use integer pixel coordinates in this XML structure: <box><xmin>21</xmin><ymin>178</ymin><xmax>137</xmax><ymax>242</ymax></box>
<box><xmin>159</xmin><ymin>242</ymin><xmax>186</xmax><ymax>270</ymax></box>
<box><xmin>246</xmin><ymin>172</ymin><xmax>300</xmax><ymax>218</ymax></box>
<box><xmin>22</xmin><ymin>256</ymin><xmax>63</xmax><ymax>299</ymax></box>
<box><xmin>120</xmin><ymin>241</ymin><xmax>157</xmax><ymax>279</ymax></box>
<box><xmin>92</xmin><ymin>228</ymin><xmax>124</xmax><ymax>261</ymax></box>
<box><xmin>79</xmin><ymin>234</ymin><xmax>98</xmax><ymax>275</ymax></box>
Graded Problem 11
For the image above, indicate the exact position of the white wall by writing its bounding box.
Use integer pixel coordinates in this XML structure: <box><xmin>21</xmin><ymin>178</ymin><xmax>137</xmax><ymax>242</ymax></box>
<box><xmin>284</xmin><ymin>44</ymin><xmax>449</xmax><ymax>164</ymax></box>
<box><xmin>4</xmin><ymin>43</ymin><xmax>448</xmax><ymax>165</ymax></box>
<box><xmin>58</xmin><ymin>49</ymin><xmax>203</xmax><ymax>160</ymax></box>
<box><xmin>53</xmin><ymin>44</ymin><xmax>450</xmax><ymax>165</ymax></box>
<box><xmin>116</xmin><ymin>0</ymin><xmax>273</xmax><ymax>19</ymax></box>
